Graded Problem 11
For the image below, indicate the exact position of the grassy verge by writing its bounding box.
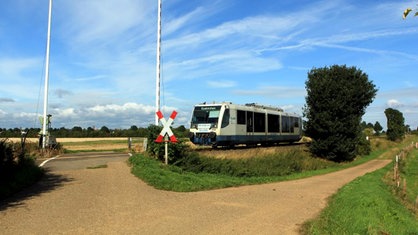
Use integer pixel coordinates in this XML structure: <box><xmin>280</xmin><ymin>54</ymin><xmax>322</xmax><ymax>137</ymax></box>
<box><xmin>301</xmin><ymin>165</ymin><xmax>418</xmax><ymax>234</ymax></box>
<box><xmin>302</xmin><ymin>135</ymin><xmax>418</xmax><ymax>234</ymax></box>
<box><xmin>129</xmin><ymin>145</ymin><xmax>386</xmax><ymax>192</ymax></box>
<box><xmin>404</xmin><ymin>148</ymin><xmax>418</xmax><ymax>209</ymax></box>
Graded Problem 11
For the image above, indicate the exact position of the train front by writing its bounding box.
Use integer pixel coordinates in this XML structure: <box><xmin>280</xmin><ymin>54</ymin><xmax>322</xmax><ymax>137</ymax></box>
<box><xmin>189</xmin><ymin>104</ymin><xmax>222</xmax><ymax>146</ymax></box>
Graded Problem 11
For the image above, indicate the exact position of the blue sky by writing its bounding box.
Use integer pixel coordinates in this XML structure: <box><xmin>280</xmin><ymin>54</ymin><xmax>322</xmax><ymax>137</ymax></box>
<box><xmin>0</xmin><ymin>0</ymin><xmax>417</xmax><ymax>130</ymax></box>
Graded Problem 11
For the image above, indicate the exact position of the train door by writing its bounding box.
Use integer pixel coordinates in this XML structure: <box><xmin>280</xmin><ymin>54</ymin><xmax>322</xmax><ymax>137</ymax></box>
<box><xmin>246</xmin><ymin>111</ymin><xmax>254</xmax><ymax>135</ymax></box>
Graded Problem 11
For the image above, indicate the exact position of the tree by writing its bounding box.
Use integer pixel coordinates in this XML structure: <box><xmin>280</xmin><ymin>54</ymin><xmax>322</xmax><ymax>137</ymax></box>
<box><xmin>385</xmin><ymin>108</ymin><xmax>405</xmax><ymax>141</ymax></box>
<box><xmin>373</xmin><ymin>121</ymin><xmax>383</xmax><ymax>136</ymax></box>
<box><xmin>100</xmin><ymin>126</ymin><xmax>110</xmax><ymax>134</ymax></box>
<box><xmin>304</xmin><ymin>65</ymin><xmax>377</xmax><ymax>162</ymax></box>
<box><xmin>130</xmin><ymin>125</ymin><xmax>138</xmax><ymax>131</ymax></box>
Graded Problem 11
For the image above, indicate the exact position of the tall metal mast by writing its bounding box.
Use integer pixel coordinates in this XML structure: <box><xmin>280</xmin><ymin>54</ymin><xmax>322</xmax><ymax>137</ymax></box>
<box><xmin>42</xmin><ymin>0</ymin><xmax>52</xmax><ymax>149</ymax></box>
<box><xmin>155</xmin><ymin>0</ymin><xmax>162</xmax><ymax>125</ymax></box>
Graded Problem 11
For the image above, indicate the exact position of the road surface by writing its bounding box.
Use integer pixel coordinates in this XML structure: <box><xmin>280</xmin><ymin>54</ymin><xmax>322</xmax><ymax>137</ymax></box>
<box><xmin>0</xmin><ymin>152</ymin><xmax>391</xmax><ymax>234</ymax></box>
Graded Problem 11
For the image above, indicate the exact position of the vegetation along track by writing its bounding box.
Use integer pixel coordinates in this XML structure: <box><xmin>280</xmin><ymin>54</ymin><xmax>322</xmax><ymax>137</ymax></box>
<box><xmin>195</xmin><ymin>142</ymin><xmax>307</xmax><ymax>159</ymax></box>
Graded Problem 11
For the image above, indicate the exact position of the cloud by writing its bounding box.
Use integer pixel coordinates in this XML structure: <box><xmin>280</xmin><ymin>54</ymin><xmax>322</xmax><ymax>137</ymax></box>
<box><xmin>234</xmin><ymin>86</ymin><xmax>306</xmax><ymax>99</ymax></box>
<box><xmin>206</xmin><ymin>80</ymin><xmax>237</xmax><ymax>88</ymax></box>
<box><xmin>54</xmin><ymin>89</ymin><xmax>73</xmax><ymax>99</ymax></box>
<box><xmin>0</xmin><ymin>57</ymin><xmax>43</xmax><ymax>100</ymax></box>
<box><xmin>0</xmin><ymin>102</ymin><xmax>171</xmax><ymax>129</ymax></box>
<box><xmin>387</xmin><ymin>99</ymin><xmax>402</xmax><ymax>108</ymax></box>
<box><xmin>0</xmin><ymin>98</ymin><xmax>15</xmax><ymax>103</ymax></box>
<box><xmin>59</xmin><ymin>0</ymin><xmax>152</xmax><ymax>45</ymax></box>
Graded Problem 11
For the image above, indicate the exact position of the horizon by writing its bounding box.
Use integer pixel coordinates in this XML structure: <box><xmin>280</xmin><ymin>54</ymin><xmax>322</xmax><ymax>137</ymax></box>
<box><xmin>1</xmin><ymin>0</ymin><xmax>417</xmax><ymax>130</ymax></box>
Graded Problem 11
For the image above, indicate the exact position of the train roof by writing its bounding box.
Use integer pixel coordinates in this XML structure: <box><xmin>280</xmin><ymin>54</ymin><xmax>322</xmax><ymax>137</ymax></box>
<box><xmin>195</xmin><ymin>102</ymin><xmax>300</xmax><ymax>117</ymax></box>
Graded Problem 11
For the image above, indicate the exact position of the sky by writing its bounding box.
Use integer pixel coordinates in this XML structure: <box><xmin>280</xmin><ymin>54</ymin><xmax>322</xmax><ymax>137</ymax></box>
<box><xmin>0</xmin><ymin>0</ymin><xmax>417</xmax><ymax>130</ymax></box>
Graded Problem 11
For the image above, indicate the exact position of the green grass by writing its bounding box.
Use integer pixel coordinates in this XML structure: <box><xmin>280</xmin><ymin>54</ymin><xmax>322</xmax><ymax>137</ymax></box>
<box><xmin>302</xmin><ymin>136</ymin><xmax>418</xmax><ymax>235</ymax></box>
<box><xmin>399</xmin><ymin>147</ymin><xmax>418</xmax><ymax>213</ymax></box>
<box><xmin>302</xmin><ymin>164</ymin><xmax>418</xmax><ymax>234</ymax></box>
<box><xmin>129</xmin><ymin>148</ymin><xmax>384</xmax><ymax>192</ymax></box>
<box><xmin>86</xmin><ymin>164</ymin><xmax>108</xmax><ymax>169</ymax></box>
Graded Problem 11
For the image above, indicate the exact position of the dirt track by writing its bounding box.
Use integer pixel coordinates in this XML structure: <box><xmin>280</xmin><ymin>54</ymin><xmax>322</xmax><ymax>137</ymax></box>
<box><xmin>0</xmin><ymin>158</ymin><xmax>391</xmax><ymax>234</ymax></box>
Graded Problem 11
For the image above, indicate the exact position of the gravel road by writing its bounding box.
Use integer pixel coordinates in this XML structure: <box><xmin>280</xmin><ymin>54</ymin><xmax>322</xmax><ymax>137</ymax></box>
<box><xmin>0</xmin><ymin>156</ymin><xmax>391</xmax><ymax>234</ymax></box>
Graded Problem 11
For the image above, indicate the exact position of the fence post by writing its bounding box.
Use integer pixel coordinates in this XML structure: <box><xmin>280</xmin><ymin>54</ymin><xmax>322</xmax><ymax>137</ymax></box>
<box><xmin>128</xmin><ymin>137</ymin><xmax>132</xmax><ymax>150</ymax></box>
<box><xmin>415</xmin><ymin>195</ymin><xmax>418</xmax><ymax>215</ymax></box>
<box><xmin>394</xmin><ymin>155</ymin><xmax>399</xmax><ymax>182</ymax></box>
<box><xmin>143</xmin><ymin>138</ymin><xmax>148</xmax><ymax>152</ymax></box>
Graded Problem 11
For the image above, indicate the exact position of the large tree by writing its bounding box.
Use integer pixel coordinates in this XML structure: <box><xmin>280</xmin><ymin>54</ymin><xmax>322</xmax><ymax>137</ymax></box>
<box><xmin>304</xmin><ymin>65</ymin><xmax>377</xmax><ymax>162</ymax></box>
<box><xmin>385</xmin><ymin>108</ymin><xmax>405</xmax><ymax>141</ymax></box>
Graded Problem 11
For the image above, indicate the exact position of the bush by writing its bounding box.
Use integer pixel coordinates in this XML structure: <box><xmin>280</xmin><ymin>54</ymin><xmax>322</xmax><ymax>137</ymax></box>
<box><xmin>0</xmin><ymin>139</ymin><xmax>17</xmax><ymax>179</ymax></box>
<box><xmin>0</xmin><ymin>139</ymin><xmax>44</xmax><ymax>199</ymax></box>
<box><xmin>145</xmin><ymin>125</ymin><xmax>190</xmax><ymax>164</ymax></box>
<box><xmin>173</xmin><ymin>150</ymin><xmax>337</xmax><ymax>177</ymax></box>
<box><xmin>356</xmin><ymin>133</ymin><xmax>371</xmax><ymax>156</ymax></box>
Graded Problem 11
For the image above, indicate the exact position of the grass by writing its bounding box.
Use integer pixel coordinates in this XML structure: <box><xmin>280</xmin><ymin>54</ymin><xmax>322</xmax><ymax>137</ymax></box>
<box><xmin>404</xmin><ymin>148</ymin><xmax>418</xmax><ymax>208</ymax></box>
<box><xmin>129</xmin><ymin>145</ymin><xmax>386</xmax><ymax>192</ymax></box>
<box><xmin>302</xmin><ymin>135</ymin><xmax>418</xmax><ymax>234</ymax></box>
<box><xmin>86</xmin><ymin>164</ymin><xmax>108</xmax><ymax>169</ymax></box>
<box><xmin>387</xmin><ymin>143</ymin><xmax>418</xmax><ymax>216</ymax></box>
<box><xmin>301</xmin><ymin>165</ymin><xmax>418</xmax><ymax>234</ymax></box>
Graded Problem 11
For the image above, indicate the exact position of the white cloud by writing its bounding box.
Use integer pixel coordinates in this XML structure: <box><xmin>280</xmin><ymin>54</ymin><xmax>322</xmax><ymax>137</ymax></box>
<box><xmin>59</xmin><ymin>0</ymin><xmax>152</xmax><ymax>45</ymax></box>
<box><xmin>234</xmin><ymin>86</ymin><xmax>306</xmax><ymax>99</ymax></box>
<box><xmin>0</xmin><ymin>57</ymin><xmax>43</xmax><ymax>100</ymax></box>
<box><xmin>206</xmin><ymin>80</ymin><xmax>237</xmax><ymax>88</ymax></box>
<box><xmin>387</xmin><ymin>99</ymin><xmax>402</xmax><ymax>108</ymax></box>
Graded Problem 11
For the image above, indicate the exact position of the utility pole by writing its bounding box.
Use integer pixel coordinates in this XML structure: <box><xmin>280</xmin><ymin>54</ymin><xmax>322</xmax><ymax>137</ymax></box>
<box><xmin>42</xmin><ymin>0</ymin><xmax>53</xmax><ymax>149</ymax></box>
<box><xmin>155</xmin><ymin>0</ymin><xmax>162</xmax><ymax>125</ymax></box>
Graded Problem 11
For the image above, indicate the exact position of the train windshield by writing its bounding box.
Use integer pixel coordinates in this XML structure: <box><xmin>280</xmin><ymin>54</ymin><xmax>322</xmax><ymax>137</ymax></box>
<box><xmin>191</xmin><ymin>106</ymin><xmax>221</xmax><ymax>125</ymax></box>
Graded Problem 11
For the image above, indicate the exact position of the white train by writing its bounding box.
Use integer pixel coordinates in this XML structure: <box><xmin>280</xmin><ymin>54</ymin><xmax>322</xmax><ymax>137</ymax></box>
<box><xmin>189</xmin><ymin>102</ymin><xmax>302</xmax><ymax>148</ymax></box>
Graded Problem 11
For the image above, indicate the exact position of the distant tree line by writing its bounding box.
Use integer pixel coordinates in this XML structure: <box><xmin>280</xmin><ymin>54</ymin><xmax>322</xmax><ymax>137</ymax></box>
<box><xmin>0</xmin><ymin>125</ymin><xmax>190</xmax><ymax>139</ymax></box>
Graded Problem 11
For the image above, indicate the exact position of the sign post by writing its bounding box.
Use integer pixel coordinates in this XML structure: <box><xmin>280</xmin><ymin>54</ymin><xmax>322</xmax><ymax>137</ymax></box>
<box><xmin>155</xmin><ymin>110</ymin><xmax>177</xmax><ymax>164</ymax></box>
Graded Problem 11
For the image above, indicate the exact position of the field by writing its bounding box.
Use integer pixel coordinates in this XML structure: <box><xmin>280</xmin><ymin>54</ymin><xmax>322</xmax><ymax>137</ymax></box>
<box><xmin>7</xmin><ymin>137</ymin><xmax>145</xmax><ymax>152</ymax></box>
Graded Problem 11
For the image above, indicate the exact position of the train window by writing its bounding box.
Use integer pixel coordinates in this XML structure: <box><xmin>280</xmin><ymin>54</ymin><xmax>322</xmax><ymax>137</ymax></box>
<box><xmin>191</xmin><ymin>106</ymin><xmax>221</xmax><ymax>125</ymax></box>
<box><xmin>237</xmin><ymin>110</ymin><xmax>246</xmax><ymax>125</ymax></box>
<box><xmin>281</xmin><ymin>116</ymin><xmax>290</xmax><ymax>133</ymax></box>
<box><xmin>221</xmin><ymin>109</ymin><xmax>230</xmax><ymax>128</ymax></box>
<box><xmin>268</xmin><ymin>114</ymin><xmax>280</xmax><ymax>132</ymax></box>
<box><xmin>254</xmin><ymin>112</ymin><xmax>265</xmax><ymax>132</ymax></box>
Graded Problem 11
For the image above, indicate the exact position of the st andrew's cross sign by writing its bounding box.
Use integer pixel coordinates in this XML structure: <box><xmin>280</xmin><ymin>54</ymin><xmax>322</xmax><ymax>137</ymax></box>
<box><xmin>155</xmin><ymin>110</ymin><xmax>177</xmax><ymax>143</ymax></box>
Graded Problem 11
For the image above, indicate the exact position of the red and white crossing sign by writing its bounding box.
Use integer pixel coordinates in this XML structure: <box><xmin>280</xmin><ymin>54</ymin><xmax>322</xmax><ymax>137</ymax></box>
<box><xmin>155</xmin><ymin>110</ymin><xmax>178</xmax><ymax>143</ymax></box>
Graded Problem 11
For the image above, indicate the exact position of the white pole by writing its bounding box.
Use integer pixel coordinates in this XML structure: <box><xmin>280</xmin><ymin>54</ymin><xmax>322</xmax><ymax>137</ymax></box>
<box><xmin>42</xmin><ymin>0</ymin><xmax>53</xmax><ymax>149</ymax></box>
<box><xmin>155</xmin><ymin>0</ymin><xmax>162</xmax><ymax>125</ymax></box>
<box><xmin>165</xmin><ymin>141</ymin><xmax>168</xmax><ymax>165</ymax></box>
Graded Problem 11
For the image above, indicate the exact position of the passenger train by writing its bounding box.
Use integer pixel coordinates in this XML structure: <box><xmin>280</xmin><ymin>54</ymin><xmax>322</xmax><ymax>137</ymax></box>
<box><xmin>189</xmin><ymin>102</ymin><xmax>302</xmax><ymax>148</ymax></box>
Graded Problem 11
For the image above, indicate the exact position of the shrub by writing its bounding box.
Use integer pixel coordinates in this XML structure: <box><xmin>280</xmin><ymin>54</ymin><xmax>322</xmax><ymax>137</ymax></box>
<box><xmin>174</xmin><ymin>150</ymin><xmax>337</xmax><ymax>177</ymax></box>
<box><xmin>0</xmin><ymin>139</ymin><xmax>44</xmax><ymax>199</ymax></box>
<box><xmin>146</xmin><ymin>125</ymin><xmax>190</xmax><ymax>164</ymax></box>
